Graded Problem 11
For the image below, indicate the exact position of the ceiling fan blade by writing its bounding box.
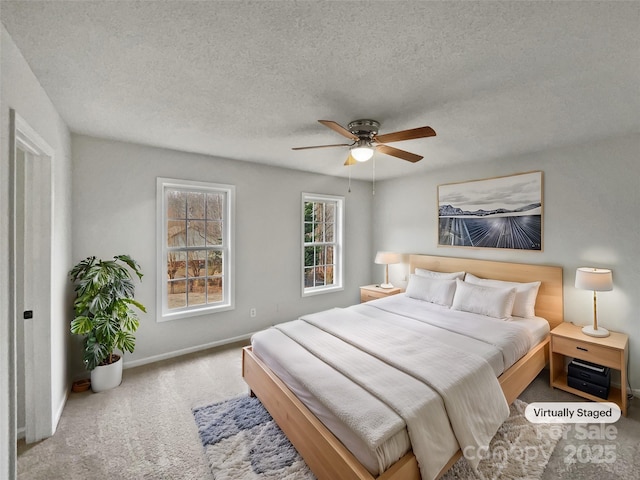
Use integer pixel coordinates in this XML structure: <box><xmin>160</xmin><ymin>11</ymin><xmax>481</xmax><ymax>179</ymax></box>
<box><xmin>344</xmin><ymin>154</ymin><xmax>357</xmax><ymax>166</ymax></box>
<box><xmin>292</xmin><ymin>143</ymin><xmax>351</xmax><ymax>151</ymax></box>
<box><xmin>376</xmin><ymin>144</ymin><xmax>423</xmax><ymax>163</ymax></box>
<box><xmin>374</xmin><ymin>126</ymin><xmax>436</xmax><ymax>144</ymax></box>
<box><xmin>318</xmin><ymin>120</ymin><xmax>359</xmax><ymax>140</ymax></box>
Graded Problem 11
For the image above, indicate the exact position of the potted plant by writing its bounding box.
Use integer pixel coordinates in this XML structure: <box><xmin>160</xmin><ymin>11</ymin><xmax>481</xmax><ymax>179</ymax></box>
<box><xmin>69</xmin><ymin>254</ymin><xmax>146</xmax><ymax>392</ymax></box>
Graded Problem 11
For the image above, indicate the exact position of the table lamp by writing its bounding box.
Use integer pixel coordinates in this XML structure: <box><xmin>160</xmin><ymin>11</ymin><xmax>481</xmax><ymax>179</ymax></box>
<box><xmin>575</xmin><ymin>267</ymin><xmax>613</xmax><ymax>338</ymax></box>
<box><xmin>374</xmin><ymin>252</ymin><xmax>401</xmax><ymax>289</ymax></box>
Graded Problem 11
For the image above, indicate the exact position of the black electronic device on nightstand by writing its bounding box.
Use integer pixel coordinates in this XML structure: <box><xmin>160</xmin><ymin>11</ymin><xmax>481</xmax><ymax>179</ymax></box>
<box><xmin>567</xmin><ymin>359</ymin><xmax>611</xmax><ymax>400</ymax></box>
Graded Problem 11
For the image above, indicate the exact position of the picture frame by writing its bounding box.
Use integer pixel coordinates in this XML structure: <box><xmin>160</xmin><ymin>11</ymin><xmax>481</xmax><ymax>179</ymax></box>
<box><xmin>438</xmin><ymin>171</ymin><xmax>543</xmax><ymax>251</ymax></box>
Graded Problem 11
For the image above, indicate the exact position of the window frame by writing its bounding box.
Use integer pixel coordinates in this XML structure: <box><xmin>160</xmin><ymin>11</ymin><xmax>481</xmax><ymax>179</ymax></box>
<box><xmin>157</xmin><ymin>177</ymin><xmax>235</xmax><ymax>321</ymax></box>
<box><xmin>301</xmin><ymin>192</ymin><xmax>344</xmax><ymax>297</ymax></box>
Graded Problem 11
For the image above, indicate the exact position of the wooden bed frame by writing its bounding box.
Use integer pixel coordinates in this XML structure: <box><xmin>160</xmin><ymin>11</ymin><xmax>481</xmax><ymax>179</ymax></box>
<box><xmin>242</xmin><ymin>255</ymin><xmax>564</xmax><ymax>480</ymax></box>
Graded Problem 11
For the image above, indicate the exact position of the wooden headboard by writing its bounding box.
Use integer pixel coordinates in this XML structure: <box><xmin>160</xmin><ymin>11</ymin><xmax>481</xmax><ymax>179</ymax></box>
<box><xmin>409</xmin><ymin>254</ymin><xmax>564</xmax><ymax>329</ymax></box>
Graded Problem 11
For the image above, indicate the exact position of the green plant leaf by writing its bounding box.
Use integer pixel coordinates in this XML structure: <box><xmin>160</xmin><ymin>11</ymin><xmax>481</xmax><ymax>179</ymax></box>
<box><xmin>124</xmin><ymin>298</ymin><xmax>147</xmax><ymax>313</ymax></box>
<box><xmin>114</xmin><ymin>254</ymin><xmax>144</xmax><ymax>280</ymax></box>
<box><xmin>68</xmin><ymin>256</ymin><xmax>96</xmax><ymax>283</ymax></box>
<box><xmin>94</xmin><ymin>314</ymin><xmax>117</xmax><ymax>342</ymax></box>
<box><xmin>70</xmin><ymin>316</ymin><xmax>93</xmax><ymax>335</ymax></box>
<box><xmin>120</xmin><ymin>314</ymin><xmax>140</xmax><ymax>333</ymax></box>
<box><xmin>89</xmin><ymin>291</ymin><xmax>112</xmax><ymax>314</ymax></box>
<box><xmin>116</xmin><ymin>330</ymin><xmax>136</xmax><ymax>353</ymax></box>
<box><xmin>83</xmin><ymin>335</ymin><xmax>109</xmax><ymax>371</ymax></box>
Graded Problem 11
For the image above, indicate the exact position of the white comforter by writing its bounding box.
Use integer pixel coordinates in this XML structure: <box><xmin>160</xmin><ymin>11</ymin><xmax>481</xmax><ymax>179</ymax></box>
<box><xmin>252</xmin><ymin>296</ymin><xmax>535</xmax><ymax>480</ymax></box>
<box><xmin>355</xmin><ymin>294</ymin><xmax>535</xmax><ymax>373</ymax></box>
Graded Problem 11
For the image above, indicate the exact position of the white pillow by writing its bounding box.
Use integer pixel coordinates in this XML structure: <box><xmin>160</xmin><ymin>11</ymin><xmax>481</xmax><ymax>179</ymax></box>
<box><xmin>464</xmin><ymin>273</ymin><xmax>541</xmax><ymax>318</ymax></box>
<box><xmin>414</xmin><ymin>268</ymin><xmax>465</xmax><ymax>280</ymax></box>
<box><xmin>451</xmin><ymin>279</ymin><xmax>517</xmax><ymax>319</ymax></box>
<box><xmin>405</xmin><ymin>274</ymin><xmax>457</xmax><ymax>306</ymax></box>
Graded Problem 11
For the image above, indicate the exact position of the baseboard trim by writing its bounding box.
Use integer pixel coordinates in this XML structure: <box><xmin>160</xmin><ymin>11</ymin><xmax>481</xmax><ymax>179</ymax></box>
<box><xmin>122</xmin><ymin>332</ymin><xmax>254</xmax><ymax>369</ymax></box>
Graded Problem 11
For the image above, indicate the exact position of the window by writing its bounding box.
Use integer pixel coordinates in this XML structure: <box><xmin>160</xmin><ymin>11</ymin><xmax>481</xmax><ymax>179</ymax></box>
<box><xmin>302</xmin><ymin>193</ymin><xmax>344</xmax><ymax>296</ymax></box>
<box><xmin>157</xmin><ymin>178</ymin><xmax>235</xmax><ymax>321</ymax></box>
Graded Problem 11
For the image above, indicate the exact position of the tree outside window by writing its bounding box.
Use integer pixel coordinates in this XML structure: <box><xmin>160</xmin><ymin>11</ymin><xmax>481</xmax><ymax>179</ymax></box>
<box><xmin>302</xmin><ymin>193</ymin><xmax>343</xmax><ymax>296</ymax></box>
<box><xmin>158</xmin><ymin>178</ymin><xmax>234</xmax><ymax>320</ymax></box>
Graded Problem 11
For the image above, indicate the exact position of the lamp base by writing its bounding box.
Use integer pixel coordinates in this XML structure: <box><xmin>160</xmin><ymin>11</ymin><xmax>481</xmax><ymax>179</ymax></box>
<box><xmin>582</xmin><ymin>325</ymin><xmax>610</xmax><ymax>338</ymax></box>
<box><xmin>379</xmin><ymin>283</ymin><xmax>394</xmax><ymax>289</ymax></box>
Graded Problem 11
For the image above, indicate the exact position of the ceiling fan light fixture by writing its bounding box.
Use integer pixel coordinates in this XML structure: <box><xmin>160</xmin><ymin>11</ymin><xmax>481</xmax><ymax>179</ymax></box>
<box><xmin>292</xmin><ymin>119</ymin><xmax>435</xmax><ymax>165</ymax></box>
<box><xmin>350</xmin><ymin>140</ymin><xmax>374</xmax><ymax>162</ymax></box>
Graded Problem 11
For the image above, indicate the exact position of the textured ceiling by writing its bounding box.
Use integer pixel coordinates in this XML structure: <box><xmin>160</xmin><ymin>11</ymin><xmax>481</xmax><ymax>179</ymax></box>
<box><xmin>1</xmin><ymin>1</ymin><xmax>639</xmax><ymax>180</ymax></box>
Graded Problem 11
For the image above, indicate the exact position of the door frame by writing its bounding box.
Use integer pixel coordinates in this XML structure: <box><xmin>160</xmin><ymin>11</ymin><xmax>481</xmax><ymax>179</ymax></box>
<box><xmin>10</xmin><ymin>109</ymin><xmax>55</xmax><ymax>445</ymax></box>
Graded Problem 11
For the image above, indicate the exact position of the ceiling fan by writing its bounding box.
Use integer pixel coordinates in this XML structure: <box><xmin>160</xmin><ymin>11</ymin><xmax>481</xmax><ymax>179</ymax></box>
<box><xmin>292</xmin><ymin>119</ymin><xmax>436</xmax><ymax>165</ymax></box>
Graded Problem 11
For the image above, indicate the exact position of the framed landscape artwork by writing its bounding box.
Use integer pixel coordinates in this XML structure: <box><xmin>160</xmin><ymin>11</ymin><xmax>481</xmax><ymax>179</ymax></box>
<box><xmin>438</xmin><ymin>171</ymin><xmax>543</xmax><ymax>251</ymax></box>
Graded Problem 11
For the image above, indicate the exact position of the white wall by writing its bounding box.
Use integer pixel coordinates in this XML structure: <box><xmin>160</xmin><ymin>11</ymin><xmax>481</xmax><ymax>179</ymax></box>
<box><xmin>71</xmin><ymin>134</ymin><xmax>373</xmax><ymax>372</ymax></box>
<box><xmin>373</xmin><ymin>132</ymin><xmax>640</xmax><ymax>392</ymax></box>
<box><xmin>0</xmin><ymin>25</ymin><xmax>72</xmax><ymax>478</ymax></box>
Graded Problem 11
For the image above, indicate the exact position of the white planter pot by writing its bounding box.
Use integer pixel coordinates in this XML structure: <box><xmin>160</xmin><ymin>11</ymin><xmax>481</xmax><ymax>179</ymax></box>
<box><xmin>91</xmin><ymin>355</ymin><xmax>123</xmax><ymax>393</ymax></box>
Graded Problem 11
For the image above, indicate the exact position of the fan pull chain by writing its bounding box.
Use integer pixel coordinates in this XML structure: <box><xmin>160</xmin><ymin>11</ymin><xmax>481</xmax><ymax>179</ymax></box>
<box><xmin>372</xmin><ymin>156</ymin><xmax>376</xmax><ymax>195</ymax></box>
<box><xmin>348</xmin><ymin>164</ymin><xmax>352</xmax><ymax>193</ymax></box>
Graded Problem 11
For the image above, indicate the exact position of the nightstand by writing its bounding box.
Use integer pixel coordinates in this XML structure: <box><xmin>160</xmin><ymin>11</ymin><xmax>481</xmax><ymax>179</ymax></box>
<box><xmin>360</xmin><ymin>284</ymin><xmax>402</xmax><ymax>303</ymax></box>
<box><xmin>550</xmin><ymin>322</ymin><xmax>628</xmax><ymax>416</ymax></box>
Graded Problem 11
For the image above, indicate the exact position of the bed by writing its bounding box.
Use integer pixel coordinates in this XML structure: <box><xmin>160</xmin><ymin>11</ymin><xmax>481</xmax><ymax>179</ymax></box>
<box><xmin>242</xmin><ymin>255</ymin><xmax>563</xmax><ymax>480</ymax></box>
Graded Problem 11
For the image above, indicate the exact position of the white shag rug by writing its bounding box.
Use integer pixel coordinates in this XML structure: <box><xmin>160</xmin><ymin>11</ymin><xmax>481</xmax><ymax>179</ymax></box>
<box><xmin>193</xmin><ymin>396</ymin><xmax>564</xmax><ymax>480</ymax></box>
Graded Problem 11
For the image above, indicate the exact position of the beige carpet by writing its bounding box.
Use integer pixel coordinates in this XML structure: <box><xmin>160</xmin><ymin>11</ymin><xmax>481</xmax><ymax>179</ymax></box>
<box><xmin>18</xmin><ymin>343</ymin><xmax>248</xmax><ymax>480</ymax></box>
<box><xmin>17</xmin><ymin>342</ymin><xmax>640</xmax><ymax>479</ymax></box>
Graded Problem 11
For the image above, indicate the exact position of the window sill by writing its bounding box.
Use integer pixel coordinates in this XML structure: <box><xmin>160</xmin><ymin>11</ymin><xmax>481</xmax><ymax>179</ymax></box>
<box><xmin>302</xmin><ymin>285</ymin><xmax>344</xmax><ymax>298</ymax></box>
<box><xmin>158</xmin><ymin>303</ymin><xmax>234</xmax><ymax>322</ymax></box>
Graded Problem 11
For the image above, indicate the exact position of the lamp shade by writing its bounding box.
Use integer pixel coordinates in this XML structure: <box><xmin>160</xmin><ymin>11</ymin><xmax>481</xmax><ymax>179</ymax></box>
<box><xmin>375</xmin><ymin>251</ymin><xmax>401</xmax><ymax>265</ymax></box>
<box><xmin>575</xmin><ymin>267</ymin><xmax>612</xmax><ymax>291</ymax></box>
